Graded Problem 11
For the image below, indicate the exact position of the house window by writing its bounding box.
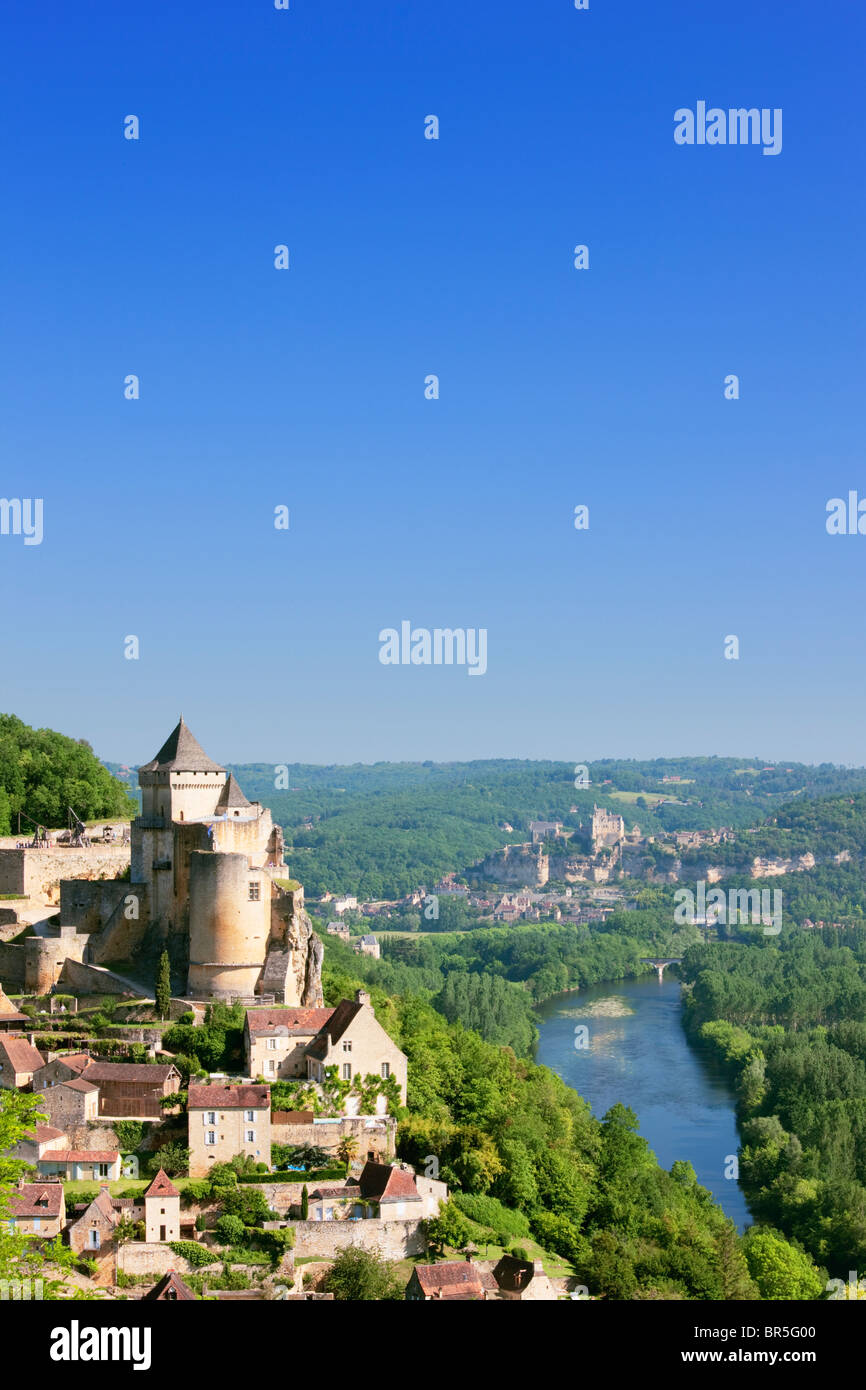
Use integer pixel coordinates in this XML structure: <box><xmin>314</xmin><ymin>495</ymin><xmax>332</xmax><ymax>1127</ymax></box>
<box><xmin>88</xmin><ymin>1228</ymin><xmax>100</xmax><ymax>1250</ymax></box>
<box><xmin>32</xmin><ymin>1218</ymin><xmax>41</xmax><ymax>1232</ymax></box>
<box><xmin>248</xmin><ymin>882</ymin><xmax>260</xmax><ymax>902</ymax></box>
<box><xmin>246</xmin><ymin>1130</ymin><xmax>255</xmax><ymax>1143</ymax></box>
<box><xmin>325</xmin><ymin>1207</ymin><xmax>334</xmax><ymax>1221</ymax></box>
<box><xmin>341</xmin><ymin>1063</ymin><xmax>352</xmax><ymax>1080</ymax></box>
<box><xmin>205</xmin><ymin>1111</ymin><xmax>216</xmax><ymax>1125</ymax></box>
<box><xmin>98</xmin><ymin>1163</ymin><xmax>110</xmax><ymax>1178</ymax></box>
<box><xmin>268</xmin><ymin>1060</ymin><xmax>275</xmax><ymax>1073</ymax></box>
<box><xmin>205</xmin><ymin>1131</ymin><xmax>216</xmax><ymax>1146</ymax></box>
<box><xmin>381</xmin><ymin>1062</ymin><xmax>390</xmax><ymax>1079</ymax></box>
<box><xmin>245</xmin><ymin>1109</ymin><xmax>255</xmax><ymax>1122</ymax></box>
<box><xmin>342</xmin><ymin>1041</ymin><xmax>352</xmax><ymax>1052</ymax></box>
<box><xmin>267</xmin><ymin>1038</ymin><xmax>277</xmax><ymax>1050</ymax></box>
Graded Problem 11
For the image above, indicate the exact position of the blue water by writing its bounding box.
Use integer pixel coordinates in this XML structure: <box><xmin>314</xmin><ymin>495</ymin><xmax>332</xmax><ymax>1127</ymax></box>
<box><xmin>535</xmin><ymin>975</ymin><xmax>751</xmax><ymax>1230</ymax></box>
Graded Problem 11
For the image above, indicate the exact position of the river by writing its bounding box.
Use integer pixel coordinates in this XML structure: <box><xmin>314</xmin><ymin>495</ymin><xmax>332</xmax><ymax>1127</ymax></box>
<box><xmin>535</xmin><ymin>975</ymin><xmax>752</xmax><ymax>1230</ymax></box>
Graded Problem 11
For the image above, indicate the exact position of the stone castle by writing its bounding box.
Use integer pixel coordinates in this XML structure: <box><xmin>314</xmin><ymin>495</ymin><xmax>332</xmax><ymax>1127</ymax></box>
<box><xmin>0</xmin><ymin>718</ymin><xmax>323</xmax><ymax>1006</ymax></box>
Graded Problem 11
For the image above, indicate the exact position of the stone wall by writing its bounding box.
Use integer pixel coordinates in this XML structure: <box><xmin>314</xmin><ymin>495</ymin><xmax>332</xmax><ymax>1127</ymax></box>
<box><xmin>117</xmin><ymin>1243</ymin><xmax>195</xmax><ymax>1277</ymax></box>
<box><xmin>0</xmin><ymin>941</ymin><xmax>26</xmax><ymax>987</ymax></box>
<box><xmin>0</xmin><ymin>846</ymin><xmax>130</xmax><ymax>902</ymax></box>
<box><xmin>292</xmin><ymin>1218</ymin><xmax>426</xmax><ymax>1260</ymax></box>
<box><xmin>271</xmin><ymin>1114</ymin><xmax>396</xmax><ymax>1161</ymax></box>
<box><xmin>26</xmin><ymin>930</ymin><xmax>88</xmax><ymax>993</ymax></box>
<box><xmin>56</xmin><ymin>957</ymin><xmax>138</xmax><ymax>997</ymax></box>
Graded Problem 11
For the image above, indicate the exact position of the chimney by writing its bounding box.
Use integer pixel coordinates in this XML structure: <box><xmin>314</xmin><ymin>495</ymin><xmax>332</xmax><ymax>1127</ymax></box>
<box><xmin>355</xmin><ymin>990</ymin><xmax>371</xmax><ymax>1007</ymax></box>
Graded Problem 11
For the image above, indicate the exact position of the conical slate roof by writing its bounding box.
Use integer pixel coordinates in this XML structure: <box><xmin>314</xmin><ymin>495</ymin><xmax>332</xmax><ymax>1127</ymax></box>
<box><xmin>139</xmin><ymin>718</ymin><xmax>225</xmax><ymax>774</ymax></box>
<box><xmin>215</xmin><ymin>772</ymin><xmax>252</xmax><ymax>811</ymax></box>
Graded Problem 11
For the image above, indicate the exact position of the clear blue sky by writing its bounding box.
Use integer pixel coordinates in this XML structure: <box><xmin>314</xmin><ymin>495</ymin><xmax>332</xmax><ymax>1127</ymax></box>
<box><xmin>1</xmin><ymin>1</ymin><xmax>864</xmax><ymax>767</ymax></box>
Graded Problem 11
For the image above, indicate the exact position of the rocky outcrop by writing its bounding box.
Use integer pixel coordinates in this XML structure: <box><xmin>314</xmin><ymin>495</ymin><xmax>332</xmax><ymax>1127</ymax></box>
<box><xmin>265</xmin><ymin>886</ymin><xmax>323</xmax><ymax>1006</ymax></box>
<box><xmin>470</xmin><ymin>843</ymin><xmax>549</xmax><ymax>887</ymax></box>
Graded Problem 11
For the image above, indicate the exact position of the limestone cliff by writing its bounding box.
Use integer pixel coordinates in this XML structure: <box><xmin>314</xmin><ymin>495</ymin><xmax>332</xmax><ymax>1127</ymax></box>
<box><xmin>263</xmin><ymin>886</ymin><xmax>324</xmax><ymax>1006</ymax></box>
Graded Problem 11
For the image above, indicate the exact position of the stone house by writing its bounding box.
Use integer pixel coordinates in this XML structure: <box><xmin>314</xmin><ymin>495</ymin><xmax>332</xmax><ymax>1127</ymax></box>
<box><xmin>143</xmin><ymin>1169</ymin><xmax>181</xmax><ymax>1243</ymax></box>
<box><xmin>187</xmin><ymin>1082</ymin><xmax>271</xmax><ymax>1176</ymax></box>
<box><xmin>405</xmin><ymin>1261</ymin><xmax>491</xmax><ymax>1301</ymax></box>
<box><xmin>307</xmin><ymin>1162</ymin><xmax>430</xmax><ymax>1223</ymax></box>
<box><xmin>0</xmin><ymin>1035</ymin><xmax>44</xmax><ymax>1089</ymax></box>
<box><xmin>245</xmin><ymin>1005</ymin><xmax>334</xmax><ymax>1081</ymax></box>
<box><xmin>67</xmin><ymin>1187</ymin><xmax>133</xmax><ymax>1254</ymax></box>
<box><xmin>353</xmin><ymin>934</ymin><xmax>380</xmax><ymax>960</ymax></box>
<box><xmin>5</xmin><ymin>1179</ymin><xmax>66</xmax><ymax>1238</ymax></box>
<box><xmin>81</xmin><ymin>1061</ymin><xmax>182</xmax><ymax>1119</ymax></box>
<box><xmin>38</xmin><ymin>1148</ymin><xmax>122</xmax><ymax>1182</ymax></box>
<box><xmin>32</xmin><ymin>1051</ymin><xmax>94</xmax><ymax>1090</ymax></box>
<box><xmin>11</xmin><ymin>1122</ymin><xmax>68</xmax><ymax>1165</ymax></box>
<box><xmin>304</xmin><ymin>991</ymin><xmax>407</xmax><ymax>1106</ymax></box>
<box><xmin>37</xmin><ymin>1076</ymin><xmax>99</xmax><ymax>1128</ymax></box>
<box><xmin>0</xmin><ymin>984</ymin><xmax>28</xmax><ymax>1031</ymax></box>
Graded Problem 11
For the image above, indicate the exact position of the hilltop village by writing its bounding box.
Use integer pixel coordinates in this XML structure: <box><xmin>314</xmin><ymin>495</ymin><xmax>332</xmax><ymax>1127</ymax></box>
<box><xmin>0</xmin><ymin>721</ymin><xmax>572</xmax><ymax>1301</ymax></box>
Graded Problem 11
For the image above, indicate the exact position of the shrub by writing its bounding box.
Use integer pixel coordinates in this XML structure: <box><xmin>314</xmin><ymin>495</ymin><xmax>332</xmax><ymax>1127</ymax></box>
<box><xmin>452</xmin><ymin>1193</ymin><xmax>530</xmax><ymax>1240</ymax></box>
<box><xmin>215</xmin><ymin>1214</ymin><xmax>245</xmax><ymax>1246</ymax></box>
<box><xmin>168</xmin><ymin>1241</ymin><xmax>215</xmax><ymax>1267</ymax></box>
<box><xmin>114</xmin><ymin>1120</ymin><xmax>144</xmax><ymax>1151</ymax></box>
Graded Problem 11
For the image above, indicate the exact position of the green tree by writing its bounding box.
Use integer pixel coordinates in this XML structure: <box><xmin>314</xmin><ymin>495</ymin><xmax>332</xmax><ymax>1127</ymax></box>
<box><xmin>742</xmin><ymin>1227</ymin><xmax>826</xmax><ymax>1300</ymax></box>
<box><xmin>300</xmin><ymin>1183</ymin><xmax>309</xmax><ymax>1220</ymax></box>
<box><xmin>155</xmin><ymin>951</ymin><xmax>171</xmax><ymax>1020</ymax></box>
<box><xmin>321</xmin><ymin>1246</ymin><xmax>404</xmax><ymax>1301</ymax></box>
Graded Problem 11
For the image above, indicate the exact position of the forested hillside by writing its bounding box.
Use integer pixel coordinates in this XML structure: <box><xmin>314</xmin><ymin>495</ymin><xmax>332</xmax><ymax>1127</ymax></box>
<box><xmin>681</xmin><ymin>931</ymin><xmax>866</xmax><ymax>1275</ymax></box>
<box><xmin>0</xmin><ymin>715</ymin><xmax>137</xmax><ymax>835</ymax></box>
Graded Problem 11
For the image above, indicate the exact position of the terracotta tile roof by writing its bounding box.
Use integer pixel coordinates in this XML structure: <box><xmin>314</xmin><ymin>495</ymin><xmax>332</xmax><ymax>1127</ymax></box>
<box><xmin>62</xmin><ymin>1077</ymin><xmax>99</xmax><ymax>1093</ymax></box>
<box><xmin>8</xmin><ymin>1183</ymin><xmax>64</xmax><ymax>1219</ymax></box>
<box><xmin>358</xmin><ymin>1162</ymin><xmax>419</xmax><ymax>1202</ymax></box>
<box><xmin>139</xmin><ymin>717</ymin><xmax>225</xmax><ymax>774</ymax></box>
<box><xmin>43</xmin><ymin>1150</ymin><xmax>119</xmax><ymax>1163</ymax></box>
<box><xmin>45</xmin><ymin>1052</ymin><xmax>92</xmax><ymax>1074</ymax></box>
<box><xmin>24</xmin><ymin>1124</ymin><xmax>67</xmax><ymax>1144</ymax></box>
<box><xmin>188</xmin><ymin>1083</ymin><xmax>270</xmax><ymax>1110</ymax></box>
<box><xmin>144</xmin><ymin>1169</ymin><xmax>180</xmax><ymax>1199</ymax></box>
<box><xmin>413</xmin><ymin>1263</ymin><xmax>486</xmax><ymax>1297</ymax></box>
<box><xmin>246</xmin><ymin>1007</ymin><xmax>334</xmax><ymax>1037</ymax></box>
<box><xmin>0</xmin><ymin>1036</ymin><xmax>44</xmax><ymax>1072</ymax></box>
<box><xmin>144</xmin><ymin>1271</ymin><xmax>196</xmax><ymax>1301</ymax></box>
<box><xmin>84</xmin><ymin>1061</ymin><xmax>179</xmax><ymax>1083</ymax></box>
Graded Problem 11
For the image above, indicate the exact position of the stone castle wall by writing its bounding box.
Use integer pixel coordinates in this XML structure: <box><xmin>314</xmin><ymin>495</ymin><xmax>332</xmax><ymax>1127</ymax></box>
<box><xmin>0</xmin><ymin>846</ymin><xmax>129</xmax><ymax>903</ymax></box>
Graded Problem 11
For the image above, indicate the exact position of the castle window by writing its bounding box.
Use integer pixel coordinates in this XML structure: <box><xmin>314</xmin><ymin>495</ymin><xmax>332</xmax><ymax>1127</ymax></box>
<box><xmin>248</xmin><ymin>882</ymin><xmax>260</xmax><ymax>902</ymax></box>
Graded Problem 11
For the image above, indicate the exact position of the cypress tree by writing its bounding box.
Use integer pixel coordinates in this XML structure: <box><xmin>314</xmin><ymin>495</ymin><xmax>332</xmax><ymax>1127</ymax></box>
<box><xmin>155</xmin><ymin>950</ymin><xmax>171</xmax><ymax>1020</ymax></box>
<box><xmin>301</xmin><ymin>1183</ymin><xmax>309</xmax><ymax>1220</ymax></box>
